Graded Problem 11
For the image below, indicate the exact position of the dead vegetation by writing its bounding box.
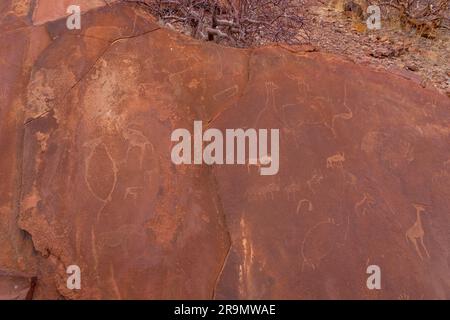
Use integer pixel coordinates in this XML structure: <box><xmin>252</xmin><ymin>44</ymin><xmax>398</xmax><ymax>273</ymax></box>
<box><xmin>375</xmin><ymin>0</ymin><xmax>449</xmax><ymax>38</ymax></box>
<box><xmin>121</xmin><ymin>0</ymin><xmax>309</xmax><ymax>47</ymax></box>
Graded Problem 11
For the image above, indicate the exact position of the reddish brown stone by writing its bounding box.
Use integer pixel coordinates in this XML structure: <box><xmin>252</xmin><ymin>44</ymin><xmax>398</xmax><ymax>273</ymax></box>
<box><xmin>32</xmin><ymin>0</ymin><xmax>112</xmax><ymax>26</ymax></box>
<box><xmin>1</xmin><ymin>2</ymin><xmax>449</xmax><ymax>300</ymax></box>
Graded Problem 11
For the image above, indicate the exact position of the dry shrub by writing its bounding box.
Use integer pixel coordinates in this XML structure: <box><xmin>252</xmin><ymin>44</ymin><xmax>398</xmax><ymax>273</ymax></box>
<box><xmin>376</xmin><ymin>0</ymin><xmax>449</xmax><ymax>37</ymax></box>
<box><xmin>121</xmin><ymin>0</ymin><xmax>309</xmax><ymax>47</ymax></box>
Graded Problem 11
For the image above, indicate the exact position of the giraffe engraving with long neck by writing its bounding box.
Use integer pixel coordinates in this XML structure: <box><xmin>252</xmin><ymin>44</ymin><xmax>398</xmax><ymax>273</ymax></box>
<box><xmin>254</xmin><ymin>82</ymin><xmax>279</xmax><ymax>127</ymax></box>
<box><xmin>405</xmin><ymin>204</ymin><xmax>430</xmax><ymax>260</ymax></box>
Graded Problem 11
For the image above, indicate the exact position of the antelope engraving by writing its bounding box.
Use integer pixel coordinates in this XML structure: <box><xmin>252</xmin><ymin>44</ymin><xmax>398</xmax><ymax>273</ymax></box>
<box><xmin>326</xmin><ymin>152</ymin><xmax>345</xmax><ymax>169</ymax></box>
<box><xmin>246</xmin><ymin>181</ymin><xmax>280</xmax><ymax>201</ymax></box>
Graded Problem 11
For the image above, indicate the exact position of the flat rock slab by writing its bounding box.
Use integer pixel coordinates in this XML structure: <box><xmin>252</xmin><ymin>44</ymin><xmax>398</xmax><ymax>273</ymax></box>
<box><xmin>0</xmin><ymin>2</ymin><xmax>449</xmax><ymax>299</ymax></box>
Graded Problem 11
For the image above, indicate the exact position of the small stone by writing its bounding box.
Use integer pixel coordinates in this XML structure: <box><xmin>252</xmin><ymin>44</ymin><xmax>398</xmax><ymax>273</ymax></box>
<box><xmin>406</xmin><ymin>63</ymin><xmax>419</xmax><ymax>72</ymax></box>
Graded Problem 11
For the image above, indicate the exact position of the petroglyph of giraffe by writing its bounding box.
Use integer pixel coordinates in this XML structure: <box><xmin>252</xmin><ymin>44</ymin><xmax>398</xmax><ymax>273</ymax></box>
<box><xmin>327</xmin><ymin>85</ymin><xmax>353</xmax><ymax>137</ymax></box>
<box><xmin>326</xmin><ymin>152</ymin><xmax>345</xmax><ymax>169</ymax></box>
<box><xmin>398</xmin><ymin>293</ymin><xmax>410</xmax><ymax>300</ymax></box>
<box><xmin>254</xmin><ymin>81</ymin><xmax>279</xmax><ymax>127</ymax></box>
<box><xmin>405</xmin><ymin>204</ymin><xmax>430</xmax><ymax>260</ymax></box>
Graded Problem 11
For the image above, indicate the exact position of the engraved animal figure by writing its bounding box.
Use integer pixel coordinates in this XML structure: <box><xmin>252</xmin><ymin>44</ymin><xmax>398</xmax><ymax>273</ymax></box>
<box><xmin>123</xmin><ymin>128</ymin><xmax>154</xmax><ymax>168</ymax></box>
<box><xmin>327</xmin><ymin>85</ymin><xmax>353</xmax><ymax>137</ymax></box>
<box><xmin>285</xmin><ymin>180</ymin><xmax>301</xmax><ymax>200</ymax></box>
<box><xmin>398</xmin><ymin>293</ymin><xmax>410</xmax><ymax>300</ymax></box>
<box><xmin>246</xmin><ymin>181</ymin><xmax>280</xmax><ymax>201</ymax></box>
<box><xmin>354</xmin><ymin>193</ymin><xmax>376</xmax><ymax>216</ymax></box>
<box><xmin>405</xmin><ymin>204</ymin><xmax>430</xmax><ymax>260</ymax></box>
<box><xmin>326</xmin><ymin>152</ymin><xmax>345</xmax><ymax>169</ymax></box>
<box><xmin>307</xmin><ymin>170</ymin><xmax>324</xmax><ymax>194</ymax></box>
<box><xmin>254</xmin><ymin>82</ymin><xmax>279</xmax><ymax>127</ymax></box>
<box><xmin>261</xmin><ymin>182</ymin><xmax>280</xmax><ymax>200</ymax></box>
<box><xmin>296</xmin><ymin>199</ymin><xmax>313</xmax><ymax>214</ymax></box>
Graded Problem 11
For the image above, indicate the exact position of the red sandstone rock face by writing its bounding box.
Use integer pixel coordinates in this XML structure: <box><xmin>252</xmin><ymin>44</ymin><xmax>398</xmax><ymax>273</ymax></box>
<box><xmin>1</xmin><ymin>2</ymin><xmax>449</xmax><ymax>299</ymax></box>
<box><xmin>32</xmin><ymin>0</ymin><xmax>112</xmax><ymax>25</ymax></box>
<box><xmin>0</xmin><ymin>0</ymin><xmax>50</xmax><ymax>300</ymax></box>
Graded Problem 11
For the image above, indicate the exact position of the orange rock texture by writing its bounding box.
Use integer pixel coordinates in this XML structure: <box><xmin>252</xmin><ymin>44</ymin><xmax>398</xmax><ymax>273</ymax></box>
<box><xmin>0</xmin><ymin>1</ymin><xmax>449</xmax><ymax>299</ymax></box>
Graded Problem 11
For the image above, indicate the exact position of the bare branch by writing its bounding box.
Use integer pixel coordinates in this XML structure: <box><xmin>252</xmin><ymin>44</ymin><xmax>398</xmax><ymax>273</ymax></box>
<box><xmin>121</xmin><ymin>0</ymin><xmax>309</xmax><ymax>48</ymax></box>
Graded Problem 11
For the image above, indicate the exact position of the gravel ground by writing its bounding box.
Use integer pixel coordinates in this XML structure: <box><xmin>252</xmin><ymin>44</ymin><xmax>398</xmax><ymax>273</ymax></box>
<box><xmin>305</xmin><ymin>2</ymin><xmax>450</xmax><ymax>96</ymax></box>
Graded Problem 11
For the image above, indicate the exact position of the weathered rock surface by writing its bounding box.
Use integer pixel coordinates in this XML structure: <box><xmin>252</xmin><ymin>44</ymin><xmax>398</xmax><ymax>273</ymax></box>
<box><xmin>1</xmin><ymin>1</ymin><xmax>449</xmax><ymax>299</ymax></box>
<box><xmin>32</xmin><ymin>0</ymin><xmax>111</xmax><ymax>26</ymax></box>
<box><xmin>0</xmin><ymin>0</ymin><xmax>51</xmax><ymax>300</ymax></box>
